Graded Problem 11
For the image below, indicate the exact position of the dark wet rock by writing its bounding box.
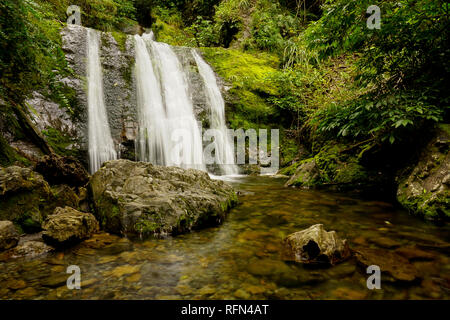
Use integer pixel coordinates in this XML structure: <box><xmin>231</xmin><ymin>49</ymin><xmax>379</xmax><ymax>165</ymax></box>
<box><xmin>354</xmin><ymin>248</ymin><xmax>418</xmax><ymax>282</ymax></box>
<box><xmin>0</xmin><ymin>166</ymin><xmax>54</xmax><ymax>232</ymax></box>
<box><xmin>285</xmin><ymin>159</ymin><xmax>320</xmax><ymax>188</ymax></box>
<box><xmin>282</xmin><ymin>224</ymin><xmax>351</xmax><ymax>265</ymax></box>
<box><xmin>368</xmin><ymin>237</ymin><xmax>401</xmax><ymax>249</ymax></box>
<box><xmin>247</xmin><ymin>258</ymin><xmax>291</xmax><ymax>277</ymax></box>
<box><xmin>35</xmin><ymin>154</ymin><xmax>89</xmax><ymax>187</ymax></box>
<box><xmin>89</xmin><ymin>160</ymin><xmax>237</xmax><ymax>237</ymax></box>
<box><xmin>0</xmin><ymin>221</ymin><xmax>20</xmax><ymax>251</ymax></box>
<box><xmin>397</xmin><ymin>124</ymin><xmax>450</xmax><ymax>220</ymax></box>
<box><xmin>394</xmin><ymin>246</ymin><xmax>436</xmax><ymax>261</ymax></box>
<box><xmin>42</xmin><ymin>207</ymin><xmax>99</xmax><ymax>246</ymax></box>
<box><xmin>51</xmin><ymin>184</ymin><xmax>80</xmax><ymax>210</ymax></box>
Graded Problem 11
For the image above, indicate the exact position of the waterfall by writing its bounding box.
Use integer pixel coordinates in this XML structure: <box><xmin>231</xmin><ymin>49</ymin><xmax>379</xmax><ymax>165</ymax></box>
<box><xmin>134</xmin><ymin>35</ymin><xmax>170</xmax><ymax>165</ymax></box>
<box><xmin>87</xmin><ymin>28</ymin><xmax>117</xmax><ymax>174</ymax></box>
<box><xmin>192</xmin><ymin>50</ymin><xmax>238</xmax><ymax>175</ymax></box>
<box><xmin>134</xmin><ymin>34</ymin><xmax>205</xmax><ymax>171</ymax></box>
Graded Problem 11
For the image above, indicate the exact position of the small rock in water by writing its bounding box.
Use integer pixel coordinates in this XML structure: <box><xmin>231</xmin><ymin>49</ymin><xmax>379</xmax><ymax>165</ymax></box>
<box><xmin>0</xmin><ymin>221</ymin><xmax>20</xmax><ymax>251</ymax></box>
<box><xmin>282</xmin><ymin>224</ymin><xmax>351</xmax><ymax>266</ymax></box>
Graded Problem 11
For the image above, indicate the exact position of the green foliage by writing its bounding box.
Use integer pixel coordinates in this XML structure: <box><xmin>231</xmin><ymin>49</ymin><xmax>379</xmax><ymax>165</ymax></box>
<box><xmin>247</xmin><ymin>1</ymin><xmax>299</xmax><ymax>52</ymax></box>
<box><xmin>42</xmin><ymin>128</ymin><xmax>80</xmax><ymax>158</ymax></box>
<box><xmin>313</xmin><ymin>90</ymin><xmax>446</xmax><ymax>148</ymax></box>
<box><xmin>303</xmin><ymin>0</ymin><xmax>449</xmax><ymax>149</ymax></box>
<box><xmin>306</xmin><ymin>0</ymin><xmax>449</xmax><ymax>91</ymax></box>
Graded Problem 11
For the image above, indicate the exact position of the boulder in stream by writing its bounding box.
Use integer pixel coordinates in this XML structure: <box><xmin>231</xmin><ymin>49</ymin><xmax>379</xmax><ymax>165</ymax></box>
<box><xmin>282</xmin><ymin>224</ymin><xmax>351</xmax><ymax>265</ymax></box>
<box><xmin>89</xmin><ymin>160</ymin><xmax>238</xmax><ymax>237</ymax></box>
<box><xmin>42</xmin><ymin>206</ymin><xmax>99</xmax><ymax>246</ymax></box>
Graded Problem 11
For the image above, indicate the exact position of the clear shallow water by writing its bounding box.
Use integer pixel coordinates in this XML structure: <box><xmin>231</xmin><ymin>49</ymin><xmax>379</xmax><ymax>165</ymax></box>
<box><xmin>1</xmin><ymin>176</ymin><xmax>449</xmax><ymax>300</ymax></box>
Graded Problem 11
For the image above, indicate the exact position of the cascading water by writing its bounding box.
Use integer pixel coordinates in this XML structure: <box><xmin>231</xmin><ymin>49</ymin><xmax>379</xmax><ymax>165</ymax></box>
<box><xmin>87</xmin><ymin>28</ymin><xmax>117</xmax><ymax>174</ymax></box>
<box><xmin>192</xmin><ymin>50</ymin><xmax>238</xmax><ymax>175</ymax></box>
<box><xmin>134</xmin><ymin>34</ymin><xmax>170</xmax><ymax>165</ymax></box>
<box><xmin>134</xmin><ymin>34</ymin><xmax>205</xmax><ymax>171</ymax></box>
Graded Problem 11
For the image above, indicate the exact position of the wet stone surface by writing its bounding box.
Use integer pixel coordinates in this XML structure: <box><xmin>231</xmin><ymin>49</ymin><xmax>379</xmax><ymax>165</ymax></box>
<box><xmin>0</xmin><ymin>176</ymin><xmax>449</xmax><ymax>300</ymax></box>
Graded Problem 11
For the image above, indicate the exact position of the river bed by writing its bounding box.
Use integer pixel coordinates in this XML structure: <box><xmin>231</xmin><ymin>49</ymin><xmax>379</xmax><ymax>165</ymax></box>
<box><xmin>1</xmin><ymin>176</ymin><xmax>449</xmax><ymax>300</ymax></box>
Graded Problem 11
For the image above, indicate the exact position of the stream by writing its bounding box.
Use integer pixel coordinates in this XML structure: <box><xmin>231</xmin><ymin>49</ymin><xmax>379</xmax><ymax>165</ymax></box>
<box><xmin>1</xmin><ymin>176</ymin><xmax>449</xmax><ymax>300</ymax></box>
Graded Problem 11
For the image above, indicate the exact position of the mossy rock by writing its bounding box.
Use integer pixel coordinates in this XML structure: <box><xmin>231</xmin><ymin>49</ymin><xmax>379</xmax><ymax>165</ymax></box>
<box><xmin>0</xmin><ymin>166</ymin><xmax>54</xmax><ymax>233</ymax></box>
<box><xmin>397</xmin><ymin>125</ymin><xmax>450</xmax><ymax>220</ymax></box>
<box><xmin>89</xmin><ymin>160</ymin><xmax>238</xmax><ymax>238</ymax></box>
<box><xmin>284</xmin><ymin>158</ymin><xmax>321</xmax><ymax>188</ymax></box>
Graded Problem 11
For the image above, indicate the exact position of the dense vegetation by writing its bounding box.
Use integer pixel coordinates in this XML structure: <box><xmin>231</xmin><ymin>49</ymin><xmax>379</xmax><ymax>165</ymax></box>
<box><xmin>1</xmin><ymin>0</ymin><xmax>448</xmax><ymax>204</ymax></box>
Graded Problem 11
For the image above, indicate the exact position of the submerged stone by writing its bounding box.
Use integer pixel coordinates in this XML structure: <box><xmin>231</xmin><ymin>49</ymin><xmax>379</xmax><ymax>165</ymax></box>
<box><xmin>354</xmin><ymin>248</ymin><xmax>418</xmax><ymax>282</ymax></box>
<box><xmin>89</xmin><ymin>160</ymin><xmax>237</xmax><ymax>237</ymax></box>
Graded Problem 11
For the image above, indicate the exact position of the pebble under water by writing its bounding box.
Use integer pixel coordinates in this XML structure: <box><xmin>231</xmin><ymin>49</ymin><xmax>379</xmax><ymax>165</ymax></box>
<box><xmin>1</xmin><ymin>176</ymin><xmax>449</xmax><ymax>300</ymax></box>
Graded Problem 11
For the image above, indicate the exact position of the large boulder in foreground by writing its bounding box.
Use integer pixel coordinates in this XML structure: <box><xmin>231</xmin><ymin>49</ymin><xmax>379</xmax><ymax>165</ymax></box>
<box><xmin>0</xmin><ymin>221</ymin><xmax>20</xmax><ymax>251</ymax></box>
<box><xmin>397</xmin><ymin>124</ymin><xmax>450</xmax><ymax>220</ymax></box>
<box><xmin>89</xmin><ymin>160</ymin><xmax>238</xmax><ymax>237</ymax></box>
<box><xmin>35</xmin><ymin>154</ymin><xmax>89</xmax><ymax>187</ymax></box>
<box><xmin>0</xmin><ymin>166</ymin><xmax>54</xmax><ymax>232</ymax></box>
<box><xmin>282</xmin><ymin>224</ymin><xmax>351</xmax><ymax>266</ymax></box>
<box><xmin>42</xmin><ymin>207</ymin><xmax>99</xmax><ymax>246</ymax></box>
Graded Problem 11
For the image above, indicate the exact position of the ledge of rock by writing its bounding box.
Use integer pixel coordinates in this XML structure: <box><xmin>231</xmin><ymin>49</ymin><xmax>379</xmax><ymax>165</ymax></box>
<box><xmin>282</xmin><ymin>224</ymin><xmax>351</xmax><ymax>266</ymax></box>
<box><xmin>42</xmin><ymin>207</ymin><xmax>99</xmax><ymax>246</ymax></box>
<box><xmin>89</xmin><ymin>160</ymin><xmax>238</xmax><ymax>237</ymax></box>
<box><xmin>0</xmin><ymin>221</ymin><xmax>20</xmax><ymax>251</ymax></box>
<box><xmin>0</xmin><ymin>166</ymin><xmax>53</xmax><ymax>232</ymax></box>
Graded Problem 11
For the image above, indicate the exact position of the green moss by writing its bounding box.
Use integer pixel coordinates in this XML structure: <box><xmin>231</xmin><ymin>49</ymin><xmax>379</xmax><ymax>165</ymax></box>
<box><xmin>41</xmin><ymin>127</ymin><xmax>79</xmax><ymax>158</ymax></box>
<box><xmin>200</xmin><ymin>47</ymin><xmax>279</xmax><ymax>94</ymax></box>
<box><xmin>135</xmin><ymin>219</ymin><xmax>160</xmax><ymax>235</ymax></box>
<box><xmin>0</xmin><ymin>134</ymin><xmax>31</xmax><ymax>167</ymax></box>
<box><xmin>111</xmin><ymin>31</ymin><xmax>127</xmax><ymax>52</ymax></box>
<box><xmin>334</xmin><ymin>162</ymin><xmax>368</xmax><ymax>184</ymax></box>
<box><xmin>278</xmin><ymin>161</ymin><xmax>301</xmax><ymax>176</ymax></box>
<box><xmin>398</xmin><ymin>187</ymin><xmax>450</xmax><ymax>220</ymax></box>
<box><xmin>153</xmin><ymin>19</ymin><xmax>195</xmax><ymax>47</ymax></box>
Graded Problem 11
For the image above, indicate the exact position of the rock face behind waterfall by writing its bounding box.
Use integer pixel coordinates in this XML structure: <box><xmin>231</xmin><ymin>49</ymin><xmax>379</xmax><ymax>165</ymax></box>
<box><xmin>89</xmin><ymin>160</ymin><xmax>238</xmax><ymax>237</ymax></box>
